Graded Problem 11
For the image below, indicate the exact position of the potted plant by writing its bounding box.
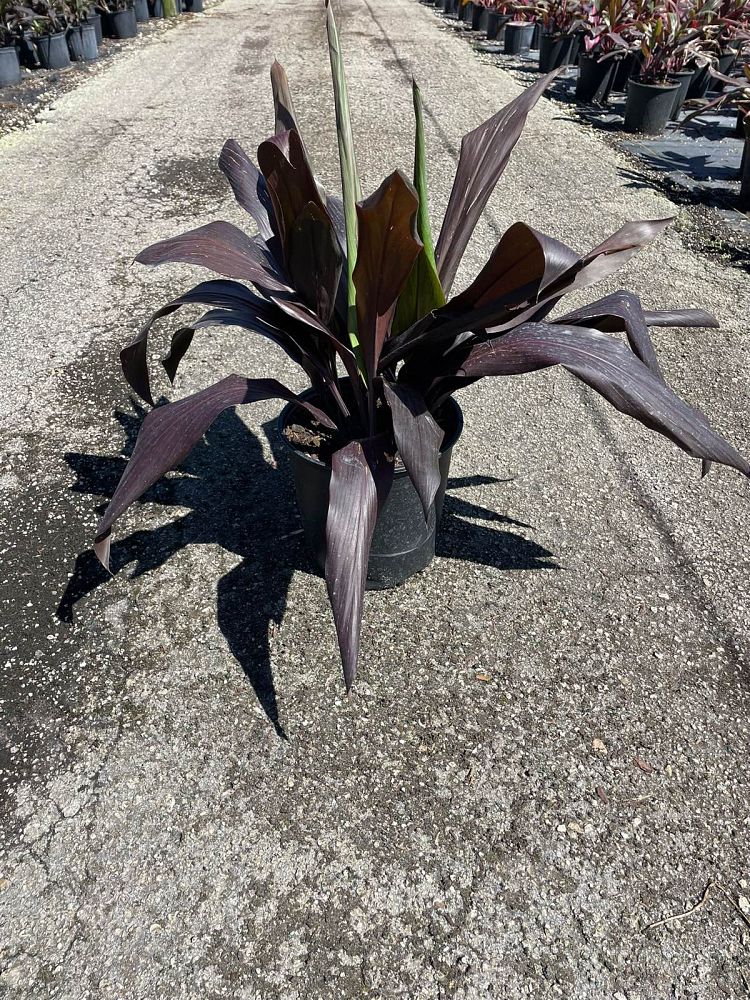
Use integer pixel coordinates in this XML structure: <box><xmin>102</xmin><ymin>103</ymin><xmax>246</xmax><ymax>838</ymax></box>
<box><xmin>536</xmin><ymin>0</ymin><xmax>583</xmax><ymax>70</ymax></box>
<box><xmin>486</xmin><ymin>0</ymin><xmax>514</xmax><ymax>37</ymax></box>
<box><xmin>624</xmin><ymin>10</ymin><xmax>683</xmax><ymax>132</ymax></box>
<box><xmin>577</xmin><ymin>0</ymin><xmax>636</xmax><ymax>103</ymax></box>
<box><xmin>91</xmin><ymin>5</ymin><xmax>749</xmax><ymax>693</ymax></box>
<box><xmin>0</xmin><ymin>1</ymin><xmax>24</xmax><ymax>85</ymax></box>
<box><xmin>66</xmin><ymin>0</ymin><xmax>97</xmax><ymax>59</ymax></box>
<box><xmin>504</xmin><ymin>0</ymin><xmax>536</xmax><ymax>51</ymax></box>
<box><xmin>681</xmin><ymin>61</ymin><xmax>750</xmax><ymax>208</ymax></box>
<box><xmin>96</xmin><ymin>0</ymin><xmax>136</xmax><ymax>38</ymax></box>
<box><xmin>30</xmin><ymin>0</ymin><xmax>70</xmax><ymax>68</ymax></box>
<box><xmin>684</xmin><ymin>0</ymin><xmax>747</xmax><ymax>97</ymax></box>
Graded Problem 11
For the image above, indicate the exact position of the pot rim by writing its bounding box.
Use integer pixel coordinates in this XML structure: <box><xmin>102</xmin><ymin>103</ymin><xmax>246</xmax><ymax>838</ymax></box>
<box><xmin>277</xmin><ymin>384</ymin><xmax>464</xmax><ymax>471</ymax></box>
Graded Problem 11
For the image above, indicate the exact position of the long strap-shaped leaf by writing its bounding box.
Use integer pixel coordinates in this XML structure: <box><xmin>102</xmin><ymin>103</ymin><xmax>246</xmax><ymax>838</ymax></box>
<box><xmin>449</xmin><ymin>322</ymin><xmax>750</xmax><ymax>477</ymax></box>
<box><xmin>218</xmin><ymin>139</ymin><xmax>277</xmax><ymax>246</ymax></box>
<box><xmin>94</xmin><ymin>376</ymin><xmax>335</xmax><ymax>569</ymax></box>
<box><xmin>325</xmin><ymin>437</ymin><xmax>394</xmax><ymax>690</ymax></box>
<box><xmin>353</xmin><ymin>170</ymin><xmax>423</xmax><ymax>384</ymax></box>
<box><xmin>325</xmin><ymin>0</ymin><xmax>365</xmax><ymax>376</ymax></box>
<box><xmin>270</xmin><ymin>60</ymin><xmax>304</xmax><ymax>139</ymax></box>
<box><xmin>384</xmin><ymin>381</ymin><xmax>444</xmax><ymax>520</ymax></box>
<box><xmin>392</xmin><ymin>80</ymin><xmax>446</xmax><ymax>337</ymax></box>
<box><xmin>136</xmin><ymin>221</ymin><xmax>291</xmax><ymax>294</ymax></box>
<box><xmin>122</xmin><ymin>279</ymin><xmax>300</xmax><ymax>405</ymax></box>
<box><xmin>434</xmin><ymin>69</ymin><xmax>564</xmax><ymax>295</ymax></box>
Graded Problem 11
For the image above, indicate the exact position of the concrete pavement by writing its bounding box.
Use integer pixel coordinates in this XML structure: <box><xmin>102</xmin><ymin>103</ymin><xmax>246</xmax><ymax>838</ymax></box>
<box><xmin>1</xmin><ymin>0</ymin><xmax>749</xmax><ymax>996</ymax></box>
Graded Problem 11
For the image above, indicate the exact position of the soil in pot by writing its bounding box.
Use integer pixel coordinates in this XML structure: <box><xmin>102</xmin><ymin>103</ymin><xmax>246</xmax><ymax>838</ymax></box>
<box><xmin>102</xmin><ymin>7</ymin><xmax>138</xmax><ymax>38</ymax></box>
<box><xmin>575</xmin><ymin>52</ymin><xmax>617</xmax><ymax>104</ymax></box>
<box><xmin>0</xmin><ymin>44</ymin><xmax>22</xmax><ymax>86</ymax></box>
<box><xmin>624</xmin><ymin>78</ymin><xmax>680</xmax><ymax>134</ymax></box>
<box><xmin>35</xmin><ymin>31</ymin><xmax>71</xmax><ymax>70</ymax></box>
<box><xmin>539</xmin><ymin>31</ymin><xmax>576</xmax><ymax>73</ymax></box>
<box><xmin>278</xmin><ymin>392</ymin><xmax>464</xmax><ymax>590</ymax></box>
<box><xmin>134</xmin><ymin>0</ymin><xmax>149</xmax><ymax>21</ymax></box>
<box><xmin>504</xmin><ymin>21</ymin><xmax>534</xmax><ymax>55</ymax></box>
<box><xmin>668</xmin><ymin>69</ymin><xmax>693</xmax><ymax>120</ymax></box>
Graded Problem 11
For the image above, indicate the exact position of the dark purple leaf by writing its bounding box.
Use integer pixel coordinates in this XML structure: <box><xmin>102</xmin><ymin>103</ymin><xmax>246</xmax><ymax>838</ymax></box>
<box><xmin>453</xmin><ymin>222</ymin><xmax>579</xmax><ymax>309</ymax></box>
<box><xmin>218</xmin><ymin>139</ymin><xmax>277</xmax><ymax>245</ymax></box>
<box><xmin>435</xmin><ymin>69</ymin><xmax>565</xmax><ymax>295</ymax></box>
<box><xmin>384</xmin><ymin>381</ymin><xmax>443</xmax><ymax>520</ymax></box>
<box><xmin>286</xmin><ymin>201</ymin><xmax>343</xmax><ymax>325</ymax></box>
<box><xmin>557</xmin><ymin>290</ymin><xmax>663</xmax><ymax>377</ymax></box>
<box><xmin>121</xmin><ymin>279</ymin><xmax>299</xmax><ymax>405</ymax></box>
<box><xmin>450</xmin><ymin>322</ymin><xmax>750</xmax><ymax>477</ymax></box>
<box><xmin>136</xmin><ymin>221</ymin><xmax>291</xmax><ymax>293</ymax></box>
<box><xmin>325</xmin><ymin>437</ymin><xmax>394</xmax><ymax>690</ymax></box>
<box><xmin>642</xmin><ymin>308</ymin><xmax>719</xmax><ymax>329</ymax></box>
<box><xmin>257</xmin><ymin>130</ymin><xmax>328</xmax><ymax>260</ymax></box>
<box><xmin>94</xmin><ymin>376</ymin><xmax>335</xmax><ymax>569</ymax></box>
<box><xmin>353</xmin><ymin>170</ymin><xmax>423</xmax><ymax>380</ymax></box>
<box><xmin>270</xmin><ymin>60</ymin><xmax>303</xmax><ymax>138</ymax></box>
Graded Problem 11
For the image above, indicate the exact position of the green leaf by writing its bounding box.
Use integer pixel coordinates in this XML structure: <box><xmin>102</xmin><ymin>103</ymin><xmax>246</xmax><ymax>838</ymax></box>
<box><xmin>325</xmin><ymin>0</ymin><xmax>366</xmax><ymax>379</ymax></box>
<box><xmin>392</xmin><ymin>80</ymin><xmax>445</xmax><ymax>338</ymax></box>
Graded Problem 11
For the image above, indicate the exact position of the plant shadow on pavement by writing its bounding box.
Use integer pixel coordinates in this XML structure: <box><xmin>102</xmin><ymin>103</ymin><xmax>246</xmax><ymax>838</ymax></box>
<box><xmin>57</xmin><ymin>402</ymin><xmax>557</xmax><ymax>736</ymax></box>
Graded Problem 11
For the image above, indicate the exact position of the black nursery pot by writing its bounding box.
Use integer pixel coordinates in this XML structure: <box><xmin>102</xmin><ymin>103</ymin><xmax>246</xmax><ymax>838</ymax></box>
<box><xmin>668</xmin><ymin>69</ymin><xmax>693</xmax><ymax>120</ymax></box>
<box><xmin>0</xmin><ymin>44</ymin><xmax>22</xmax><ymax>86</ymax></box>
<box><xmin>185</xmin><ymin>0</ymin><xmax>203</xmax><ymax>12</ymax></box>
<box><xmin>504</xmin><ymin>21</ymin><xmax>534</xmax><ymax>55</ymax></box>
<box><xmin>624</xmin><ymin>78</ymin><xmax>680</xmax><ymax>135</ymax></box>
<box><xmin>134</xmin><ymin>0</ymin><xmax>149</xmax><ymax>21</ymax></box>
<box><xmin>539</xmin><ymin>31</ymin><xmax>576</xmax><ymax>73</ymax></box>
<box><xmin>575</xmin><ymin>52</ymin><xmax>617</xmax><ymax>104</ymax></box>
<box><xmin>741</xmin><ymin>127</ymin><xmax>750</xmax><ymax>212</ymax></box>
<box><xmin>470</xmin><ymin>3</ymin><xmax>483</xmax><ymax>30</ymax></box>
<box><xmin>149</xmin><ymin>0</ymin><xmax>164</xmax><ymax>16</ymax></box>
<box><xmin>485</xmin><ymin>12</ymin><xmax>510</xmax><ymax>39</ymax></box>
<box><xmin>278</xmin><ymin>392</ymin><xmax>464</xmax><ymax>591</ymax></box>
<box><xmin>35</xmin><ymin>31</ymin><xmax>71</xmax><ymax>69</ymax></box>
<box><xmin>686</xmin><ymin>61</ymin><xmax>711</xmax><ymax>100</ymax></box>
<box><xmin>530</xmin><ymin>21</ymin><xmax>541</xmax><ymax>50</ymax></box>
<box><xmin>710</xmin><ymin>50</ymin><xmax>736</xmax><ymax>92</ymax></box>
<box><xmin>102</xmin><ymin>8</ymin><xmax>138</xmax><ymax>38</ymax></box>
<box><xmin>67</xmin><ymin>25</ymin><xmax>85</xmax><ymax>60</ymax></box>
<box><xmin>86</xmin><ymin>11</ymin><xmax>103</xmax><ymax>44</ymax></box>
<box><xmin>612</xmin><ymin>50</ymin><xmax>639</xmax><ymax>91</ymax></box>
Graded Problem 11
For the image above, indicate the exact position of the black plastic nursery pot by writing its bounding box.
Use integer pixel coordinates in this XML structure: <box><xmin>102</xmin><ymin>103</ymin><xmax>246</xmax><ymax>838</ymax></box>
<box><xmin>686</xmin><ymin>62</ymin><xmax>711</xmax><ymax>100</ymax></box>
<box><xmin>35</xmin><ymin>31</ymin><xmax>71</xmax><ymax>69</ymax></box>
<box><xmin>149</xmin><ymin>0</ymin><xmax>164</xmax><ymax>16</ymax></box>
<box><xmin>710</xmin><ymin>50</ymin><xmax>736</xmax><ymax>92</ymax></box>
<box><xmin>575</xmin><ymin>52</ymin><xmax>617</xmax><ymax>105</ymax></box>
<box><xmin>0</xmin><ymin>44</ymin><xmax>22</xmax><ymax>86</ymax></box>
<box><xmin>102</xmin><ymin>8</ymin><xmax>138</xmax><ymax>38</ymax></box>
<box><xmin>278</xmin><ymin>392</ymin><xmax>464</xmax><ymax>591</ymax></box>
<box><xmin>741</xmin><ymin>129</ymin><xmax>750</xmax><ymax>212</ymax></box>
<box><xmin>623</xmin><ymin>78</ymin><xmax>680</xmax><ymax>135</ymax></box>
<box><xmin>668</xmin><ymin>69</ymin><xmax>693</xmax><ymax>120</ymax></box>
<box><xmin>67</xmin><ymin>25</ymin><xmax>85</xmax><ymax>60</ymax></box>
<box><xmin>469</xmin><ymin>3</ymin><xmax>483</xmax><ymax>30</ymax></box>
<box><xmin>87</xmin><ymin>11</ymin><xmax>103</xmax><ymax>43</ymax></box>
<box><xmin>530</xmin><ymin>21</ymin><xmax>541</xmax><ymax>50</ymax></box>
<box><xmin>538</xmin><ymin>31</ymin><xmax>576</xmax><ymax>73</ymax></box>
<box><xmin>485</xmin><ymin>12</ymin><xmax>510</xmax><ymax>39</ymax></box>
<box><xmin>185</xmin><ymin>0</ymin><xmax>203</xmax><ymax>12</ymax></box>
<box><xmin>503</xmin><ymin>21</ymin><xmax>534</xmax><ymax>55</ymax></box>
<box><xmin>134</xmin><ymin>0</ymin><xmax>149</xmax><ymax>21</ymax></box>
<box><xmin>612</xmin><ymin>50</ymin><xmax>639</xmax><ymax>91</ymax></box>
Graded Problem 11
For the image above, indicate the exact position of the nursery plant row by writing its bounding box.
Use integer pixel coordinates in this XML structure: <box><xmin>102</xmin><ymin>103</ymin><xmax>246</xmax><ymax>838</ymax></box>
<box><xmin>427</xmin><ymin>0</ymin><xmax>749</xmax><ymax>208</ymax></box>
<box><xmin>0</xmin><ymin>0</ymin><xmax>202</xmax><ymax>84</ymax></box>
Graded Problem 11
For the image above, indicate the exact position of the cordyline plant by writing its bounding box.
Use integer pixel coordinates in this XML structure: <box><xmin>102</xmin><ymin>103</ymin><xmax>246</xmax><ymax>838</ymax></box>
<box><xmin>93</xmin><ymin>1</ymin><xmax>749</xmax><ymax>692</ymax></box>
